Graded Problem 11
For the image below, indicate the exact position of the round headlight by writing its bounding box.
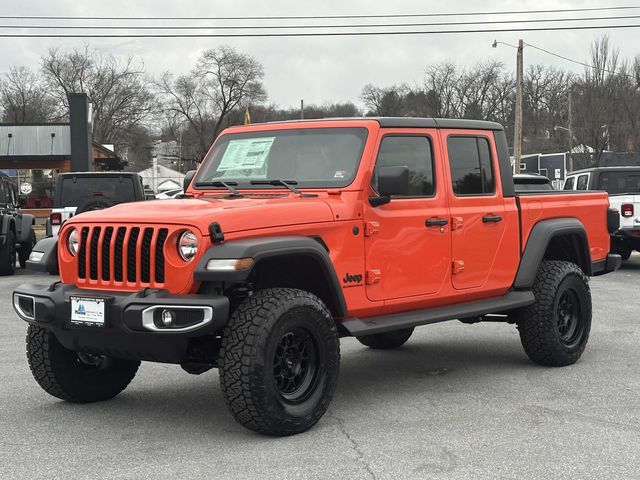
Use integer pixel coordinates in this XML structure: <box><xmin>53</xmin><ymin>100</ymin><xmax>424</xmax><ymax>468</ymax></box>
<box><xmin>67</xmin><ymin>228</ymin><xmax>79</xmax><ymax>256</ymax></box>
<box><xmin>178</xmin><ymin>230</ymin><xmax>198</xmax><ymax>262</ymax></box>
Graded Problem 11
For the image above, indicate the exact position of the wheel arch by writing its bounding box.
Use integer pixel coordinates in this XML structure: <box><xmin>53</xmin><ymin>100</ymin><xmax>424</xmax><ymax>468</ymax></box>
<box><xmin>195</xmin><ymin>236</ymin><xmax>347</xmax><ymax>318</ymax></box>
<box><xmin>0</xmin><ymin>214</ymin><xmax>16</xmax><ymax>238</ymax></box>
<box><xmin>514</xmin><ymin>218</ymin><xmax>591</xmax><ymax>289</ymax></box>
<box><xmin>15</xmin><ymin>213</ymin><xmax>35</xmax><ymax>243</ymax></box>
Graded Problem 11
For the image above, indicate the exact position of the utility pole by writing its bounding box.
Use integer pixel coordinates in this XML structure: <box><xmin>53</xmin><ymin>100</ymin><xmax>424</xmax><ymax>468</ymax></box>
<box><xmin>514</xmin><ymin>39</ymin><xmax>524</xmax><ymax>174</ymax></box>
<box><xmin>567</xmin><ymin>91</ymin><xmax>573</xmax><ymax>173</ymax></box>
<box><xmin>301</xmin><ymin>99</ymin><xmax>304</xmax><ymax>120</ymax></box>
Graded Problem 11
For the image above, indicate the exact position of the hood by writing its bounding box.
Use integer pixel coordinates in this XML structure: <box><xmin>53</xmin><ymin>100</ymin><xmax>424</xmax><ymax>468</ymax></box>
<box><xmin>68</xmin><ymin>195</ymin><xmax>336</xmax><ymax>235</ymax></box>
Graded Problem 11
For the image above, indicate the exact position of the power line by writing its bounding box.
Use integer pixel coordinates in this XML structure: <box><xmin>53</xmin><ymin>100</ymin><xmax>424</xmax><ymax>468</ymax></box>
<box><xmin>0</xmin><ymin>23</ymin><xmax>638</xmax><ymax>38</ymax></box>
<box><xmin>0</xmin><ymin>6</ymin><xmax>636</xmax><ymax>21</ymax></box>
<box><xmin>2</xmin><ymin>14</ymin><xmax>640</xmax><ymax>30</ymax></box>
<box><xmin>524</xmin><ymin>43</ymin><xmax>636</xmax><ymax>78</ymax></box>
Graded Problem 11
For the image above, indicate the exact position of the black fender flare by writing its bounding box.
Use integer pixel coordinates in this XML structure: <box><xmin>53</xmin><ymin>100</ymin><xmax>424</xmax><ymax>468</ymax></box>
<box><xmin>0</xmin><ymin>214</ymin><xmax>16</xmax><ymax>247</ymax></box>
<box><xmin>513</xmin><ymin>218</ymin><xmax>590</xmax><ymax>289</ymax></box>
<box><xmin>15</xmin><ymin>213</ymin><xmax>35</xmax><ymax>244</ymax></box>
<box><xmin>194</xmin><ymin>235</ymin><xmax>347</xmax><ymax>317</ymax></box>
<box><xmin>25</xmin><ymin>236</ymin><xmax>59</xmax><ymax>274</ymax></box>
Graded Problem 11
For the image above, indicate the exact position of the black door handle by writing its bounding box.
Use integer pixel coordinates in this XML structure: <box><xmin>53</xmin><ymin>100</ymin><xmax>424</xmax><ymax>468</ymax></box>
<box><xmin>426</xmin><ymin>218</ymin><xmax>448</xmax><ymax>227</ymax></box>
<box><xmin>482</xmin><ymin>214</ymin><xmax>502</xmax><ymax>223</ymax></box>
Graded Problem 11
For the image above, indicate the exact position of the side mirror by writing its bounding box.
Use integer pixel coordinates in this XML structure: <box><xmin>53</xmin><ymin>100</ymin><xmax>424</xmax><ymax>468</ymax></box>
<box><xmin>183</xmin><ymin>170</ymin><xmax>196</xmax><ymax>191</ymax></box>
<box><xmin>369</xmin><ymin>166</ymin><xmax>410</xmax><ymax>206</ymax></box>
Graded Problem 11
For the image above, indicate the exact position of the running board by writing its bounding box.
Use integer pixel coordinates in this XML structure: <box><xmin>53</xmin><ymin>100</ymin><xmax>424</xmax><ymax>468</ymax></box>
<box><xmin>341</xmin><ymin>290</ymin><xmax>535</xmax><ymax>336</ymax></box>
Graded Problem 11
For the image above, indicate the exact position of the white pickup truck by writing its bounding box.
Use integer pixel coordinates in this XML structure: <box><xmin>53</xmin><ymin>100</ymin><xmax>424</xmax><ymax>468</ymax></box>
<box><xmin>564</xmin><ymin>166</ymin><xmax>640</xmax><ymax>260</ymax></box>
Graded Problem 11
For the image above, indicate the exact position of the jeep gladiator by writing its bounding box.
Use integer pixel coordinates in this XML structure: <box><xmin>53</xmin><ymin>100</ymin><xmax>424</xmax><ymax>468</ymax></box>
<box><xmin>14</xmin><ymin>118</ymin><xmax>620</xmax><ymax>436</ymax></box>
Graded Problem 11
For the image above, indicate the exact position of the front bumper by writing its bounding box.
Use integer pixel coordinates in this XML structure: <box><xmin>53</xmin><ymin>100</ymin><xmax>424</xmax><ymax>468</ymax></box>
<box><xmin>12</xmin><ymin>282</ymin><xmax>229</xmax><ymax>363</ymax></box>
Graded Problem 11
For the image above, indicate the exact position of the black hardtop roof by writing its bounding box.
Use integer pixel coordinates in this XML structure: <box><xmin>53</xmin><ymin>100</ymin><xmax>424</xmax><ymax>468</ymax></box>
<box><xmin>256</xmin><ymin>117</ymin><xmax>504</xmax><ymax>131</ymax></box>
<box><xmin>568</xmin><ymin>166</ymin><xmax>640</xmax><ymax>175</ymax></box>
<box><xmin>58</xmin><ymin>171</ymin><xmax>141</xmax><ymax>178</ymax></box>
<box><xmin>513</xmin><ymin>173</ymin><xmax>551</xmax><ymax>183</ymax></box>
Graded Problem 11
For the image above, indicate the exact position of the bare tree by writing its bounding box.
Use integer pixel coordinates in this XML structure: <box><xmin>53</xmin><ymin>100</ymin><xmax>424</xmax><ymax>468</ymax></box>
<box><xmin>0</xmin><ymin>66</ymin><xmax>57</xmax><ymax>123</ymax></box>
<box><xmin>572</xmin><ymin>35</ymin><xmax>629</xmax><ymax>165</ymax></box>
<box><xmin>158</xmin><ymin>46</ymin><xmax>266</xmax><ymax>160</ymax></box>
<box><xmin>41</xmin><ymin>46</ymin><xmax>157</xmax><ymax>151</ymax></box>
<box><xmin>361</xmin><ymin>84</ymin><xmax>409</xmax><ymax>116</ymax></box>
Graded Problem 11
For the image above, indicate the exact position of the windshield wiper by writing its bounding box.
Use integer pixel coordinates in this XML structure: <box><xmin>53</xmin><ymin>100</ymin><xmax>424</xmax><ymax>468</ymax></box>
<box><xmin>250</xmin><ymin>179</ymin><xmax>317</xmax><ymax>197</ymax></box>
<box><xmin>194</xmin><ymin>180</ymin><xmax>243</xmax><ymax>197</ymax></box>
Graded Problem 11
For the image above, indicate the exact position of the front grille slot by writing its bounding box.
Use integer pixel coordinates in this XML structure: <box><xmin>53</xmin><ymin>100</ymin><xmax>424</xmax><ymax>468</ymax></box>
<box><xmin>141</xmin><ymin>228</ymin><xmax>153</xmax><ymax>283</ymax></box>
<box><xmin>89</xmin><ymin>227</ymin><xmax>101</xmax><ymax>280</ymax></box>
<box><xmin>101</xmin><ymin>227</ymin><xmax>114</xmax><ymax>281</ymax></box>
<box><xmin>77</xmin><ymin>227</ymin><xmax>89</xmax><ymax>279</ymax></box>
<box><xmin>77</xmin><ymin>225</ymin><xmax>168</xmax><ymax>287</ymax></box>
<box><xmin>114</xmin><ymin>227</ymin><xmax>126</xmax><ymax>282</ymax></box>
<box><xmin>126</xmin><ymin>228</ymin><xmax>140</xmax><ymax>283</ymax></box>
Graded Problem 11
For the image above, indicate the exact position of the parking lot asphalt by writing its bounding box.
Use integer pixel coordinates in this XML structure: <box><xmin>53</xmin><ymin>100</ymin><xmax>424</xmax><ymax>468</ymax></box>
<box><xmin>1</xmin><ymin>260</ymin><xmax>639</xmax><ymax>480</ymax></box>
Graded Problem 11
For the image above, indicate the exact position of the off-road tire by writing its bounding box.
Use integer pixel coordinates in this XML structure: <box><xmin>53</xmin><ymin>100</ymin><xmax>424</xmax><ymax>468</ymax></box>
<box><xmin>18</xmin><ymin>230</ymin><xmax>36</xmax><ymax>269</ymax></box>
<box><xmin>617</xmin><ymin>243</ymin><xmax>632</xmax><ymax>261</ymax></box>
<box><xmin>76</xmin><ymin>197</ymin><xmax>114</xmax><ymax>214</ymax></box>
<box><xmin>357</xmin><ymin>327</ymin><xmax>414</xmax><ymax>349</ymax></box>
<box><xmin>219</xmin><ymin>288</ymin><xmax>340</xmax><ymax>436</ymax></box>
<box><xmin>0</xmin><ymin>229</ymin><xmax>16</xmax><ymax>276</ymax></box>
<box><xmin>515</xmin><ymin>260</ymin><xmax>591</xmax><ymax>367</ymax></box>
<box><xmin>26</xmin><ymin>325</ymin><xmax>140</xmax><ymax>403</ymax></box>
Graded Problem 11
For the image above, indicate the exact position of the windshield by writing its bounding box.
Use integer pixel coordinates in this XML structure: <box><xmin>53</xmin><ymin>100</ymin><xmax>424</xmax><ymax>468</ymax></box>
<box><xmin>56</xmin><ymin>176</ymin><xmax>137</xmax><ymax>208</ymax></box>
<box><xmin>194</xmin><ymin>128</ymin><xmax>368</xmax><ymax>189</ymax></box>
<box><xmin>597</xmin><ymin>171</ymin><xmax>640</xmax><ymax>194</ymax></box>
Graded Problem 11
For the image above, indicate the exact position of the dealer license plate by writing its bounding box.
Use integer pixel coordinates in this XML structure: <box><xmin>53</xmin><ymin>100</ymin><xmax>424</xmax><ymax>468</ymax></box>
<box><xmin>70</xmin><ymin>296</ymin><xmax>106</xmax><ymax>327</ymax></box>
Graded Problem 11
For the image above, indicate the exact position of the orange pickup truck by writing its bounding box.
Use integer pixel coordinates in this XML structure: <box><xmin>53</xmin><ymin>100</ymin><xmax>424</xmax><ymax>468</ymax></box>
<box><xmin>14</xmin><ymin>118</ymin><xmax>620</xmax><ymax>436</ymax></box>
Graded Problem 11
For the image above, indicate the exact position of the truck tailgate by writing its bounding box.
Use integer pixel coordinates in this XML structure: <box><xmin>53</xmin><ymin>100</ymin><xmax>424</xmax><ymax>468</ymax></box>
<box><xmin>517</xmin><ymin>191</ymin><xmax>610</xmax><ymax>264</ymax></box>
<box><xmin>608</xmin><ymin>194</ymin><xmax>640</xmax><ymax>230</ymax></box>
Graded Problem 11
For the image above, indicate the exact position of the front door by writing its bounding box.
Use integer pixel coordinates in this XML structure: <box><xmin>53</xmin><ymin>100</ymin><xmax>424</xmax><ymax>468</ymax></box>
<box><xmin>364</xmin><ymin>130</ymin><xmax>451</xmax><ymax>302</ymax></box>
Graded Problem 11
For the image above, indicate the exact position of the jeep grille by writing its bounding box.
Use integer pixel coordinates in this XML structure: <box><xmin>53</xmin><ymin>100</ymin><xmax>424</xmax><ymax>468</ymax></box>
<box><xmin>77</xmin><ymin>226</ymin><xmax>169</xmax><ymax>286</ymax></box>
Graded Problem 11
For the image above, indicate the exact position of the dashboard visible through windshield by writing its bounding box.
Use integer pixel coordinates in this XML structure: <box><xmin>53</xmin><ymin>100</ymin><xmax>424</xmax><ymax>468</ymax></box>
<box><xmin>194</xmin><ymin>127</ymin><xmax>368</xmax><ymax>190</ymax></box>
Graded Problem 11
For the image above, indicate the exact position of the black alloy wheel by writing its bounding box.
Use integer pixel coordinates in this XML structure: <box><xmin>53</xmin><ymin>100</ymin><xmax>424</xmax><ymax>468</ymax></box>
<box><xmin>273</xmin><ymin>328</ymin><xmax>320</xmax><ymax>403</ymax></box>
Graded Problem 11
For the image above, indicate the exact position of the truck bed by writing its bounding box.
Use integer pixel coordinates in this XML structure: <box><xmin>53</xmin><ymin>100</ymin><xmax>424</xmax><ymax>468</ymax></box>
<box><xmin>517</xmin><ymin>190</ymin><xmax>610</xmax><ymax>263</ymax></box>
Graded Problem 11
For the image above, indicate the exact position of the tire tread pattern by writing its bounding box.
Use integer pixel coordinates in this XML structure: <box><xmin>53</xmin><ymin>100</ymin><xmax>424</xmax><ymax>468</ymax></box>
<box><xmin>219</xmin><ymin>288</ymin><xmax>340</xmax><ymax>436</ymax></box>
<box><xmin>516</xmin><ymin>260</ymin><xmax>591</xmax><ymax>367</ymax></box>
<box><xmin>26</xmin><ymin>325</ymin><xmax>140</xmax><ymax>403</ymax></box>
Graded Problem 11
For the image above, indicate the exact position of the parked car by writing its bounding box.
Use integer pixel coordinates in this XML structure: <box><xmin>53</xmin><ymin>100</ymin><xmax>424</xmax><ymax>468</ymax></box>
<box><xmin>46</xmin><ymin>172</ymin><xmax>150</xmax><ymax>237</ymax></box>
<box><xmin>0</xmin><ymin>172</ymin><xmax>36</xmax><ymax>274</ymax></box>
<box><xmin>564</xmin><ymin>166</ymin><xmax>640</xmax><ymax>260</ymax></box>
<box><xmin>16</xmin><ymin>117</ymin><xmax>620</xmax><ymax>436</ymax></box>
<box><xmin>155</xmin><ymin>188</ymin><xmax>183</xmax><ymax>199</ymax></box>
<box><xmin>513</xmin><ymin>173</ymin><xmax>554</xmax><ymax>192</ymax></box>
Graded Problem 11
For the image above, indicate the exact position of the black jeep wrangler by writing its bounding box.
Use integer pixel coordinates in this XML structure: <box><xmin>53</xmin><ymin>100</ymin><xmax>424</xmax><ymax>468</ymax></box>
<box><xmin>0</xmin><ymin>172</ymin><xmax>36</xmax><ymax>275</ymax></box>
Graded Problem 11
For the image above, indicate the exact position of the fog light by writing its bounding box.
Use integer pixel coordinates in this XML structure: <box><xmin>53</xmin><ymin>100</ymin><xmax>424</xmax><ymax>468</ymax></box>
<box><xmin>161</xmin><ymin>310</ymin><xmax>175</xmax><ymax>327</ymax></box>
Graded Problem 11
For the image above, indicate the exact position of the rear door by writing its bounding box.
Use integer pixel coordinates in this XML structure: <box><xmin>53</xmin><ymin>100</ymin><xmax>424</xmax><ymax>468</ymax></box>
<box><xmin>364</xmin><ymin>129</ymin><xmax>451</xmax><ymax>301</ymax></box>
<box><xmin>442</xmin><ymin>131</ymin><xmax>517</xmax><ymax>291</ymax></box>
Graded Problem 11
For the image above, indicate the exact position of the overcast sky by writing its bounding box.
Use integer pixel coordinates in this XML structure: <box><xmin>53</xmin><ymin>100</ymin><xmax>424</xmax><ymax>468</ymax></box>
<box><xmin>1</xmin><ymin>0</ymin><xmax>639</xmax><ymax>109</ymax></box>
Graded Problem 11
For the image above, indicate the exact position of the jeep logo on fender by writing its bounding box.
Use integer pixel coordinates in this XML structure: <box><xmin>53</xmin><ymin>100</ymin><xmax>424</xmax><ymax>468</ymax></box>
<box><xmin>343</xmin><ymin>273</ymin><xmax>363</xmax><ymax>285</ymax></box>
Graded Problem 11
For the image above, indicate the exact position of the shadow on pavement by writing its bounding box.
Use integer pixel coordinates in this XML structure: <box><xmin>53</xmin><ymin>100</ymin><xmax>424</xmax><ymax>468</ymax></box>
<box><xmin>30</xmin><ymin>331</ymin><xmax>534</xmax><ymax>438</ymax></box>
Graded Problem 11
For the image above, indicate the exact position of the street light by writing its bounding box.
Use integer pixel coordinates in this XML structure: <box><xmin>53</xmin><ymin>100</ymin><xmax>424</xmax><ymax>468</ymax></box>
<box><xmin>493</xmin><ymin>39</ymin><xmax>523</xmax><ymax>173</ymax></box>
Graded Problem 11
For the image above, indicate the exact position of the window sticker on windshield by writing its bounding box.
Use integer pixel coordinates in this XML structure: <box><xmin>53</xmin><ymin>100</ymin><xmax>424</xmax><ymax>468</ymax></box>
<box><xmin>334</xmin><ymin>170</ymin><xmax>347</xmax><ymax>179</ymax></box>
<box><xmin>217</xmin><ymin>138</ymin><xmax>275</xmax><ymax>172</ymax></box>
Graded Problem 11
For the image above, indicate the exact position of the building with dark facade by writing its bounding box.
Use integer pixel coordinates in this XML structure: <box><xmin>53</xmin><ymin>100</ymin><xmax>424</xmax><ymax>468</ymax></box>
<box><xmin>0</xmin><ymin>93</ymin><xmax>123</xmax><ymax>218</ymax></box>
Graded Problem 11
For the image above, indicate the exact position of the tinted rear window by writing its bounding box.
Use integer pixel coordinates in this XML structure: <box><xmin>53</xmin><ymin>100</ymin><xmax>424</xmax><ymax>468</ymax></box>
<box><xmin>56</xmin><ymin>177</ymin><xmax>137</xmax><ymax>208</ymax></box>
<box><xmin>447</xmin><ymin>136</ymin><xmax>494</xmax><ymax>195</ymax></box>
<box><xmin>597</xmin><ymin>171</ymin><xmax>640</xmax><ymax>194</ymax></box>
